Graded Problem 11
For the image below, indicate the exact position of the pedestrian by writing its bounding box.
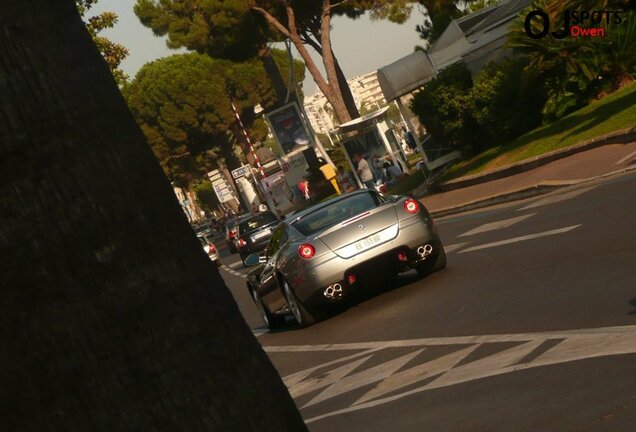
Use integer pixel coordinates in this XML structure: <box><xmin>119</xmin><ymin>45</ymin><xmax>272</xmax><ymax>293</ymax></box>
<box><xmin>336</xmin><ymin>166</ymin><xmax>356</xmax><ymax>193</ymax></box>
<box><xmin>353</xmin><ymin>153</ymin><xmax>375</xmax><ymax>190</ymax></box>
<box><xmin>403</xmin><ymin>126</ymin><xmax>418</xmax><ymax>152</ymax></box>
<box><xmin>382</xmin><ymin>161</ymin><xmax>403</xmax><ymax>188</ymax></box>
<box><xmin>298</xmin><ymin>177</ymin><xmax>310</xmax><ymax>200</ymax></box>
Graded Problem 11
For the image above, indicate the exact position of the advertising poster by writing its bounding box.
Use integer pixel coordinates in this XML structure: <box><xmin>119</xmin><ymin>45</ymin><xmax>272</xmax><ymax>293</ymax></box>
<box><xmin>341</xmin><ymin>128</ymin><xmax>391</xmax><ymax>187</ymax></box>
<box><xmin>265</xmin><ymin>103</ymin><xmax>312</xmax><ymax>155</ymax></box>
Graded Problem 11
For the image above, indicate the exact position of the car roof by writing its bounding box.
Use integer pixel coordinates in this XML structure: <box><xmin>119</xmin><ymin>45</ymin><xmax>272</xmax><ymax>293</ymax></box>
<box><xmin>227</xmin><ymin>213</ymin><xmax>251</xmax><ymax>224</ymax></box>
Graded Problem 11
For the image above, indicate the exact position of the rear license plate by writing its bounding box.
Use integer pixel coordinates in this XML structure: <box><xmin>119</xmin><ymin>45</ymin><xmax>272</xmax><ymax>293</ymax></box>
<box><xmin>354</xmin><ymin>234</ymin><xmax>381</xmax><ymax>252</ymax></box>
<box><xmin>251</xmin><ymin>229</ymin><xmax>271</xmax><ymax>241</ymax></box>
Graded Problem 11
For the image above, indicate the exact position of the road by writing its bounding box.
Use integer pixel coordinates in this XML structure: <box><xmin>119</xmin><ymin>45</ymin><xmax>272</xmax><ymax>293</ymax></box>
<box><xmin>216</xmin><ymin>170</ymin><xmax>636</xmax><ymax>431</ymax></box>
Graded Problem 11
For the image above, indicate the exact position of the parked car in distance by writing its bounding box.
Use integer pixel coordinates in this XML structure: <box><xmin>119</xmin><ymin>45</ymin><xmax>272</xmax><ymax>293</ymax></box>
<box><xmin>195</xmin><ymin>219</ymin><xmax>216</xmax><ymax>238</ymax></box>
<box><xmin>236</xmin><ymin>211</ymin><xmax>280</xmax><ymax>266</ymax></box>
<box><xmin>198</xmin><ymin>234</ymin><xmax>220</xmax><ymax>266</ymax></box>
<box><xmin>225</xmin><ymin>214</ymin><xmax>251</xmax><ymax>253</ymax></box>
<box><xmin>245</xmin><ymin>190</ymin><xmax>446</xmax><ymax>329</ymax></box>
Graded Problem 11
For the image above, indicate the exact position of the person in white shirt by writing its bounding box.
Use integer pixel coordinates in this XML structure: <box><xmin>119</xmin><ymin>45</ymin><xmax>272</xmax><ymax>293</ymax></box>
<box><xmin>354</xmin><ymin>153</ymin><xmax>375</xmax><ymax>189</ymax></box>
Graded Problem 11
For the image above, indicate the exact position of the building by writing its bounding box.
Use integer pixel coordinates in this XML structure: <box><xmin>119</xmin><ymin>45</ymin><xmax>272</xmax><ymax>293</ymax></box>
<box><xmin>304</xmin><ymin>70</ymin><xmax>388</xmax><ymax>133</ymax></box>
<box><xmin>303</xmin><ymin>92</ymin><xmax>334</xmax><ymax>136</ymax></box>
<box><xmin>348</xmin><ymin>70</ymin><xmax>386</xmax><ymax>112</ymax></box>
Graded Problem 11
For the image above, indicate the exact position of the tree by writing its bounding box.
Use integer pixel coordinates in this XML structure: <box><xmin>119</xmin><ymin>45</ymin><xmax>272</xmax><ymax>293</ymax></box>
<box><xmin>415</xmin><ymin>0</ymin><xmax>492</xmax><ymax>45</ymax></box>
<box><xmin>76</xmin><ymin>0</ymin><xmax>130</xmax><ymax>85</ymax></box>
<box><xmin>133</xmin><ymin>0</ymin><xmax>413</xmax><ymax>124</ymax></box>
<box><xmin>123</xmin><ymin>51</ymin><xmax>305</xmax><ymax>187</ymax></box>
<box><xmin>508</xmin><ymin>0</ymin><xmax>635</xmax><ymax>120</ymax></box>
<box><xmin>123</xmin><ymin>53</ymin><xmax>259</xmax><ymax>186</ymax></box>
<box><xmin>416</xmin><ymin>0</ymin><xmax>465</xmax><ymax>44</ymax></box>
<box><xmin>410</xmin><ymin>63</ymin><xmax>482</xmax><ymax>154</ymax></box>
<box><xmin>0</xmin><ymin>2</ymin><xmax>308</xmax><ymax>431</ymax></box>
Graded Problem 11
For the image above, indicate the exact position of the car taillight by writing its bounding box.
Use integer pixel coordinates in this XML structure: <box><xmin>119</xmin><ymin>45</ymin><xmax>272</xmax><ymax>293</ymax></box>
<box><xmin>208</xmin><ymin>244</ymin><xmax>216</xmax><ymax>253</ymax></box>
<box><xmin>229</xmin><ymin>230</ymin><xmax>237</xmax><ymax>238</ymax></box>
<box><xmin>404</xmin><ymin>198</ymin><xmax>420</xmax><ymax>214</ymax></box>
<box><xmin>298</xmin><ymin>243</ymin><xmax>315</xmax><ymax>259</ymax></box>
<box><xmin>238</xmin><ymin>238</ymin><xmax>247</xmax><ymax>247</ymax></box>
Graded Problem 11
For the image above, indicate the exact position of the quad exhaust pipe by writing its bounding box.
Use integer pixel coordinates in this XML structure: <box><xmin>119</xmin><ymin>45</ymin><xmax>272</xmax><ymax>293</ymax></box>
<box><xmin>324</xmin><ymin>283</ymin><xmax>344</xmax><ymax>300</ymax></box>
<box><xmin>417</xmin><ymin>244</ymin><xmax>433</xmax><ymax>259</ymax></box>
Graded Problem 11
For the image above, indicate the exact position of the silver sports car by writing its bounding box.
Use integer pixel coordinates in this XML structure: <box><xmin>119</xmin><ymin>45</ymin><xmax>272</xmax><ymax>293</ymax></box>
<box><xmin>245</xmin><ymin>189</ymin><xmax>446</xmax><ymax>329</ymax></box>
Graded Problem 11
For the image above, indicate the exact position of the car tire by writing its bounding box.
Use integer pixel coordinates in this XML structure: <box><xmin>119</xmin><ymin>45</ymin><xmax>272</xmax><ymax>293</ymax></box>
<box><xmin>416</xmin><ymin>244</ymin><xmax>447</xmax><ymax>277</ymax></box>
<box><xmin>251</xmin><ymin>288</ymin><xmax>285</xmax><ymax>330</ymax></box>
<box><xmin>281</xmin><ymin>279</ymin><xmax>319</xmax><ymax>327</ymax></box>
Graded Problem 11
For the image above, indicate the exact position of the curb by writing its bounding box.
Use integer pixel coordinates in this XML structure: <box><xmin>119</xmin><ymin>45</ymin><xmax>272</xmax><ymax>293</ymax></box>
<box><xmin>429</xmin><ymin>164</ymin><xmax>636</xmax><ymax>219</ymax></box>
<box><xmin>436</xmin><ymin>127</ymin><xmax>636</xmax><ymax>193</ymax></box>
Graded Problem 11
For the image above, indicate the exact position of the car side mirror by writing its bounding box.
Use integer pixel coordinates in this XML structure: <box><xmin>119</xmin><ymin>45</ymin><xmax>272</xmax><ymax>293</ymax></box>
<box><xmin>244</xmin><ymin>253</ymin><xmax>264</xmax><ymax>267</ymax></box>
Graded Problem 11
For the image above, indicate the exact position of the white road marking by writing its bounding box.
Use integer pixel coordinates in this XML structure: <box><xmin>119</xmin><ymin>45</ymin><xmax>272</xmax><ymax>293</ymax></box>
<box><xmin>227</xmin><ymin>259</ymin><xmax>244</xmax><ymax>269</ymax></box>
<box><xmin>220</xmin><ymin>264</ymin><xmax>248</xmax><ymax>279</ymax></box>
<box><xmin>615</xmin><ymin>150</ymin><xmax>636</xmax><ymax>165</ymax></box>
<box><xmin>283</xmin><ymin>348</ymin><xmax>383</xmax><ymax>388</ymax></box>
<box><xmin>355</xmin><ymin>345</ymin><xmax>479</xmax><ymax>404</ymax></box>
<box><xmin>517</xmin><ymin>186</ymin><xmax>596</xmax><ymax>211</ymax></box>
<box><xmin>264</xmin><ymin>325</ymin><xmax>636</xmax><ymax>424</ymax></box>
<box><xmin>458</xmin><ymin>213</ymin><xmax>536</xmax><ymax>237</ymax></box>
<box><xmin>443</xmin><ymin>242</ymin><xmax>471</xmax><ymax>253</ymax></box>
<box><xmin>303</xmin><ymin>350</ymin><xmax>424</xmax><ymax>407</ymax></box>
<box><xmin>458</xmin><ymin>225</ymin><xmax>581</xmax><ymax>253</ymax></box>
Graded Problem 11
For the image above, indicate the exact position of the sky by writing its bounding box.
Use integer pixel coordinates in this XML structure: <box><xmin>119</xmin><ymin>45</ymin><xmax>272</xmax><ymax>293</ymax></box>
<box><xmin>92</xmin><ymin>1</ymin><xmax>426</xmax><ymax>95</ymax></box>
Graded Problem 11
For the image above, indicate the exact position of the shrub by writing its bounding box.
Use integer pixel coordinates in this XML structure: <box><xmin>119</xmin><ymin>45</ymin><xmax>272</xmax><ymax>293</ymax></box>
<box><xmin>410</xmin><ymin>63</ymin><xmax>483</xmax><ymax>155</ymax></box>
<box><xmin>469</xmin><ymin>57</ymin><xmax>546</xmax><ymax>144</ymax></box>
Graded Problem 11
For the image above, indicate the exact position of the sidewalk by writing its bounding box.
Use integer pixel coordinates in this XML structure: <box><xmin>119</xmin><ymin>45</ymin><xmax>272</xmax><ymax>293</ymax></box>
<box><xmin>419</xmin><ymin>141</ymin><xmax>636</xmax><ymax>218</ymax></box>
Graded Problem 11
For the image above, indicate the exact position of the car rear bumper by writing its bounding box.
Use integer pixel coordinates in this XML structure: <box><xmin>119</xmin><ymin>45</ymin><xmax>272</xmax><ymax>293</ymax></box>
<box><xmin>288</xmin><ymin>218</ymin><xmax>442</xmax><ymax>305</ymax></box>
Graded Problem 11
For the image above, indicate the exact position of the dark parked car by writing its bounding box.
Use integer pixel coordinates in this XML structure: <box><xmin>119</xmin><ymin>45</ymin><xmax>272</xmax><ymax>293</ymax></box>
<box><xmin>225</xmin><ymin>214</ymin><xmax>251</xmax><ymax>253</ymax></box>
<box><xmin>236</xmin><ymin>211</ymin><xmax>280</xmax><ymax>265</ymax></box>
<box><xmin>245</xmin><ymin>190</ymin><xmax>446</xmax><ymax>329</ymax></box>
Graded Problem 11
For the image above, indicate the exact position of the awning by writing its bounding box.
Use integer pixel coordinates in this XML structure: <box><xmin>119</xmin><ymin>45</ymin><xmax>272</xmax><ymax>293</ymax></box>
<box><xmin>377</xmin><ymin>51</ymin><xmax>437</xmax><ymax>103</ymax></box>
<box><xmin>333</xmin><ymin>106</ymin><xmax>390</xmax><ymax>134</ymax></box>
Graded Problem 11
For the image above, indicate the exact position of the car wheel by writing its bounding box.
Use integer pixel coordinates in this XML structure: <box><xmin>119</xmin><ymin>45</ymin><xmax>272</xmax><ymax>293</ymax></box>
<box><xmin>281</xmin><ymin>279</ymin><xmax>318</xmax><ymax>327</ymax></box>
<box><xmin>251</xmin><ymin>288</ymin><xmax>284</xmax><ymax>330</ymax></box>
<box><xmin>416</xmin><ymin>244</ymin><xmax>447</xmax><ymax>277</ymax></box>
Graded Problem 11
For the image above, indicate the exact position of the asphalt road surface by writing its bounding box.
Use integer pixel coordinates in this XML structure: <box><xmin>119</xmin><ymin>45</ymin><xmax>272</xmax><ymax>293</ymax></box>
<box><xmin>217</xmin><ymin>170</ymin><xmax>636</xmax><ymax>432</ymax></box>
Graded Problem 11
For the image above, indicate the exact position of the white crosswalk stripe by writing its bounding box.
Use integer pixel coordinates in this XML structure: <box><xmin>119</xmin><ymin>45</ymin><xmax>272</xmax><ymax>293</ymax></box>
<box><xmin>226</xmin><ymin>260</ymin><xmax>244</xmax><ymax>269</ymax></box>
<box><xmin>220</xmin><ymin>264</ymin><xmax>248</xmax><ymax>279</ymax></box>
<box><xmin>458</xmin><ymin>213</ymin><xmax>536</xmax><ymax>237</ymax></box>
<box><xmin>517</xmin><ymin>186</ymin><xmax>596</xmax><ymax>211</ymax></box>
<box><xmin>443</xmin><ymin>242</ymin><xmax>471</xmax><ymax>253</ymax></box>
<box><xmin>459</xmin><ymin>225</ymin><xmax>581</xmax><ymax>253</ymax></box>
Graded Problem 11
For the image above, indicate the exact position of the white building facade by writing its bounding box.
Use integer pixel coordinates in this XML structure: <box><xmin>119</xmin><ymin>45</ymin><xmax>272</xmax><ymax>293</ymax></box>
<box><xmin>303</xmin><ymin>70</ymin><xmax>387</xmax><ymax>133</ymax></box>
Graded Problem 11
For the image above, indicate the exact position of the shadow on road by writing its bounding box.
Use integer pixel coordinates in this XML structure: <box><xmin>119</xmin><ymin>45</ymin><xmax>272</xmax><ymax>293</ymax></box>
<box><xmin>628</xmin><ymin>298</ymin><xmax>636</xmax><ymax>316</ymax></box>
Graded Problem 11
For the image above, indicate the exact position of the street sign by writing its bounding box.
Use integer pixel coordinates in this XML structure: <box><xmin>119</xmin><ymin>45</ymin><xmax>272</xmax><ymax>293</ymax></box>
<box><xmin>231</xmin><ymin>165</ymin><xmax>251</xmax><ymax>179</ymax></box>
<box><xmin>207</xmin><ymin>169</ymin><xmax>222</xmax><ymax>182</ymax></box>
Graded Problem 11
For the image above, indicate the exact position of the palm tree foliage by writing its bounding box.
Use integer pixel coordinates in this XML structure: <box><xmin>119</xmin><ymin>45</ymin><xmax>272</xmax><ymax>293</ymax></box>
<box><xmin>509</xmin><ymin>0</ymin><xmax>635</xmax><ymax>120</ymax></box>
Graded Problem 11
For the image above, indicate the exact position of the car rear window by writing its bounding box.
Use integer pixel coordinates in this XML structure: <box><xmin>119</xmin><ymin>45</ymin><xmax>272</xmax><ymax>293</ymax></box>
<box><xmin>238</xmin><ymin>212</ymin><xmax>278</xmax><ymax>234</ymax></box>
<box><xmin>292</xmin><ymin>192</ymin><xmax>380</xmax><ymax>235</ymax></box>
